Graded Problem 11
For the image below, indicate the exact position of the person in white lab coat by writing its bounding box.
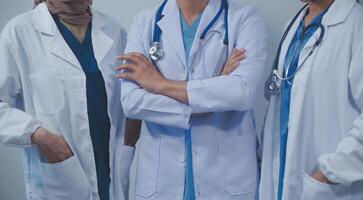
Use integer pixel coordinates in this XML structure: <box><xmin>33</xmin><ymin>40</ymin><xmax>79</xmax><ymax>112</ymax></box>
<box><xmin>260</xmin><ymin>0</ymin><xmax>363</xmax><ymax>199</ymax></box>
<box><xmin>115</xmin><ymin>0</ymin><xmax>267</xmax><ymax>199</ymax></box>
<box><xmin>0</xmin><ymin>1</ymin><xmax>141</xmax><ymax>200</ymax></box>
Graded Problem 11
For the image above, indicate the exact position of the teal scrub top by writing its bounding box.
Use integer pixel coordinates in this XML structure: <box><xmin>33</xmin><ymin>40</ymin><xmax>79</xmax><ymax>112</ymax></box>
<box><xmin>278</xmin><ymin>10</ymin><xmax>327</xmax><ymax>200</ymax></box>
<box><xmin>180</xmin><ymin>12</ymin><xmax>202</xmax><ymax>200</ymax></box>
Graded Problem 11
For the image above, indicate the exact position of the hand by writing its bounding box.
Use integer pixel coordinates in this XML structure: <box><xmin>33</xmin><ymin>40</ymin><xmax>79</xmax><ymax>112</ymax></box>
<box><xmin>312</xmin><ymin>170</ymin><xmax>334</xmax><ymax>184</ymax></box>
<box><xmin>220</xmin><ymin>48</ymin><xmax>246</xmax><ymax>76</ymax></box>
<box><xmin>124</xmin><ymin>118</ymin><xmax>142</xmax><ymax>147</ymax></box>
<box><xmin>31</xmin><ymin>128</ymin><xmax>73</xmax><ymax>163</ymax></box>
<box><xmin>115</xmin><ymin>53</ymin><xmax>167</xmax><ymax>94</ymax></box>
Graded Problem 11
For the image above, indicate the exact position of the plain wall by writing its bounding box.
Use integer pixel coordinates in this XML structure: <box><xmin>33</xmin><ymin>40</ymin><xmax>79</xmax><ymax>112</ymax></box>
<box><xmin>0</xmin><ymin>0</ymin><xmax>304</xmax><ymax>199</ymax></box>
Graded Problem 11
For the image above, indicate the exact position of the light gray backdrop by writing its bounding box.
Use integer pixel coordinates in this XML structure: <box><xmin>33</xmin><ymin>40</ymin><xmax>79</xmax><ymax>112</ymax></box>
<box><xmin>0</xmin><ymin>0</ymin><xmax>304</xmax><ymax>199</ymax></box>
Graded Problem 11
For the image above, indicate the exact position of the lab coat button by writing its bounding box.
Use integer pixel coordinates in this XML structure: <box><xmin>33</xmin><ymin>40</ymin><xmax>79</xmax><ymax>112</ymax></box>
<box><xmin>179</xmin><ymin>155</ymin><xmax>185</xmax><ymax>162</ymax></box>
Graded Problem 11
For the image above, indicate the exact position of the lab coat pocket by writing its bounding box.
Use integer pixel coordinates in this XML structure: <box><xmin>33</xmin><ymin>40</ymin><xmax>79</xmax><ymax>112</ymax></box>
<box><xmin>301</xmin><ymin>172</ymin><xmax>351</xmax><ymax>200</ymax></box>
<box><xmin>40</xmin><ymin>156</ymin><xmax>91</xmax><ymax>200</ymax></box>
<box><xmin>218</xmin><ymin>133</ymin><xmax>258</xmax><ymax>198</ymax></box>
<box><xmin>29</xmin><ymin>71</ymin><xmax>65</xmax><ymax>115</ymax></box>
<box><xmin>135</xmin><ymin>137</ymin><xmax>160</xmax><ymax>198</ymax></box>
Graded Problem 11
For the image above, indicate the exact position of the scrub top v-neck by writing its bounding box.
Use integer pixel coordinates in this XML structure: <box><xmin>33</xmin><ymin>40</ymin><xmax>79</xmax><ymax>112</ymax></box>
<box><xmin>52</xmin><ymin>15</ymin><xmax>111</xmax><ymax>200</ymax></box>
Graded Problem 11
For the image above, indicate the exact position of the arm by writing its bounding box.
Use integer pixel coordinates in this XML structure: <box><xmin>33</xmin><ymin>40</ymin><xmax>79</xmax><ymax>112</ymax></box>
<box><xmin>0</xmin><ymin>35</ymin><xmax>41</xmax><ymax>147</ymax></box>
<box><xmin>317</xmin><ymin>41</ymin><xmax>363</xmax><ymax>185</ymax></box>
<box><xmin>186</xmin><ymin>11</ymin><xmax>268</xmax><ymax>113</ymax></box>
<box><xmin>157</xmin><ymin>48</ymin><xmax>246</xmax><ymax>104</ymax></box>
<box><xmin>119</xmin><ymin>15</ymin><xmax>192</xmax><ymax>130</ymax></box>
<box><xmin>118</xmin><ymin>10</ymin><xmax>267</xmax><ymax>114</ymax></box>
<box><xmin>0</xmin><ymin>29</ymin><xmax>73</xmax><ymax>163</ymax></box>
<box><xmin>118</xmin><ymin>48</ymin><xmax>245</xmax><ymax>105</ymax></box>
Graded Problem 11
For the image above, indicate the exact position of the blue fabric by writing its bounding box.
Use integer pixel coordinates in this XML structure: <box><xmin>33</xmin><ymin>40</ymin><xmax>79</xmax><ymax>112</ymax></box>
<box><xmin>180</xmin><ymin>13</ymin><xmax>202</xmax><ymax>200</ymax></box>
<box><xmin>53</xmin><ymin>16</ymin><xmax>111</xmax><ymax>200</ymax></box>
<box><xmin>277</xmin><ymin>11</ymin><xmax>326</xmax><ymax>200</ymax></box>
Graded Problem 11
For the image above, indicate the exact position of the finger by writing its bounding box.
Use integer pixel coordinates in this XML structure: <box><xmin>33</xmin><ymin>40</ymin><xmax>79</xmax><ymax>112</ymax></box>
<box><xmin>234</xmin><ymin>53</ymin><xmax>247</xmax><ymax>62</ymax></box>
<box><xmin>237</xmin><ymin>48</ymin><xmax>246</xmax><ymax>54</ymax></box>
<box><xmin>228</xmin><ymin>49</ymin><xmax>243</xmax><ymax>61</ymax></box>
<box><xmin>232</xmin><ymin>49</ymin><xmax>245</xmax><ymax>58</ymax></box>
<box><xmin>114</xmin><ymin>64</ymin><xmax>137</xmax><ymax>72</ymax></box>
<box><xmin>130</xmin><ymin>52</ymin><xmax>148</xmax><ymax>61</ymax></box>
<box><xmin>222</xmin><ymin>61</ymin><xmax>240</xmax><ymax>75</ymax></box>
<box><xmin>118</xmin><ymin>54</ymin><xmax>143</xmax><ymax>65</ymax></box>
<box><xmin>116</xmin><ymin>72</ymin><xmax>136</xmax><ymax>80</ymax></box>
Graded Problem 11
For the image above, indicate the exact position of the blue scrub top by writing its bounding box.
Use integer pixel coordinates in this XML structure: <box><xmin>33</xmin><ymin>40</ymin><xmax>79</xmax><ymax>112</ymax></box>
<box><xmin>52</xmin><ymin>15</ymin><xmax>111</xmax><ymax>200</ymax></box>
<box><xmin>180</xmin><ymin>13</ymin><xmax>202</xmax><ymax>200</ymax></box>
<box><xmin>277</xmin><ymin>11</ymin><xmax>326</xmax><ymax>200</ymax></box>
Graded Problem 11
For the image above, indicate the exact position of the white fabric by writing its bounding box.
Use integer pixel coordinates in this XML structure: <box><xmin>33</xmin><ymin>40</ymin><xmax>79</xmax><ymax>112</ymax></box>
<box><xmin>121</xmin><ymin>0</ymin><xmax>267</xmax><ymax>199</ymax></box>
<box><xmin>259</xmin><ymin>0</ymin><xmax>363</xmax><ymax>199</ymax></box>
<box><xmin>0</xmin><ymin>3</ymin><xmax>134</xmax><ymax>200</ymax></box>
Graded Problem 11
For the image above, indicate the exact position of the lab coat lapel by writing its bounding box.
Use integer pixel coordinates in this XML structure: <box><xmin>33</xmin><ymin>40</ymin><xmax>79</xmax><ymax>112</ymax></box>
<box><xmin>299</xmin><ymin>0</ymin><xmax>355</xmax><ymax>66</ymax></box>
<box><xmin>52</xmin><ymin>31</ymin><xmax>83</xmax><ymax>70</ymax></box>
<box><xmin>91</xmin><ymin>9</ymin><xmax>114</xmax><ymax>66</ymax></box>
<box><xmin>33</xmin><ymin>3</ymin><xmax>83</xmax><ymax>71</ymax></box>
<box><xmin>157</xmin><ymin>0</ymin><xmax>187</xmax><ymax>68</ymax></box>
<box><xmin>188</xmin><ymin>0</ymin><xmax>223</xmax><ymax>59</ymax></box>
<box><xmin>278</xmin><ymin>6</ymin><xmax>307</xmax><ymax>75</ymax></box>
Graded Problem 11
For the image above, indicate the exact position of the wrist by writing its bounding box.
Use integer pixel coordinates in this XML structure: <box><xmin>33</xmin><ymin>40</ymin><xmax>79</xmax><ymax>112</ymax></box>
<box><xmin>124</xmin><ymin>140</ymin><xmax>136</xmax><ymax>147</ymax></box>
<box><xmin>31</xmin><ymin>127</ymin><xmax>46</xmax><ymax>145</ymax></box>
<box><xmin>157</xmin><ymin>78</ymin><xmax>170</xmax><ymax>95</ymax></box>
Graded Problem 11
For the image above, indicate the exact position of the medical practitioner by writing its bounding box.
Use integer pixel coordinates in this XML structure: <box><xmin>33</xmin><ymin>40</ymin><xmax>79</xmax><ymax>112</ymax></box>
<box><xmin>0</xmin><ymin>1</ymin><xmax>141</xmax><ymax>200</ymax></box>
<box><xmin>116</xmin><ymin>0</ymin><xmax>267</xmax><ymax>199</ymax></box>
<box><xmin>260</xmin><ymin>0</ymin><xmax>363</xmax><ymax>199</ymax></box>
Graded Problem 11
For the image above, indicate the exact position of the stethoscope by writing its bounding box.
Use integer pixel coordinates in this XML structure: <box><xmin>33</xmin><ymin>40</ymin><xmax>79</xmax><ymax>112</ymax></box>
<box><xmin>266</xmin><ymin>3</ymin><xmax>329</xmax><ymax>97</ymax></box>
<box><xmin>149</xmin><ymin>0</ymin><xmax>229</xmax><ymax>78</ymax></box>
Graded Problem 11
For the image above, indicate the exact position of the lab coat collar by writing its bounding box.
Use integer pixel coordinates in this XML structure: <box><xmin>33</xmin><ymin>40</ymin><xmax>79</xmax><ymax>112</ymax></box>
<box><xmin>323</xmin><ymin>0</ymin><xmax>357</xmax><ymax>27</ymax></box>
<box><xmin>302</xmin><ymin>0</ymin><xmax>356</xmax><ymax>56</ymax></box>
<box><xmin>32</xmin><ymin>3</ymin><xmax>113</xmax><ymax>71</ymax></box>
<box><xmin>157</xmin><ymin>0</ymin><xmax>187</xmax><ymax>68</ymax></box>
<box><xmin>91</xmin><ymin>9</ymin><xmax>114</xmax><ymax>66</ymax></box>
<box><xmin>33</xmin><ymin>3</ymin><xmax>56</xmax><ymax>36</ymax></box>
<box><xmin>32</xmin><ymin>3</ymin><xmax>108</xmax><ymax>35</ymax></box>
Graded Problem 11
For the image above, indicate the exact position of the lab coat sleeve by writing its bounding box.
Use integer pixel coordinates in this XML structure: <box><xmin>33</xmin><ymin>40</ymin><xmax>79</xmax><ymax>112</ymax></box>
<box><xmin>120</xmin><ymin>15</ymin><xmax>191</xmax><ymax>130</ymax></box>
<box><xmin>318</xmin><ymin>40</ymin><xmax>363</xmax><ymax>185</ymax></box>
<box><xmin>0</xmin><ymin>35</ymin><xmax>41</xmax><ymax>148</ymax></box>
<box><xmin>187</xmin><ymin>9</ymin><xmax>268</xmax><ymax>113</ymax></box>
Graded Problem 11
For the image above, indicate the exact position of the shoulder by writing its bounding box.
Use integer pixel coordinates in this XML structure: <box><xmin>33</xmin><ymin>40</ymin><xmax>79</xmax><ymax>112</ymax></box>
<box><xmin>228</xmin><ymin>1</ymin><xmax>262</xmax><ymax>21</ymax></box>
<box><xmin>1</xmin><ymin>11</ymin><xmax>34</xmax><ymax>44</ymax></box>
<box><xmin>227</xmin><ymin>0</ymin><xmax>267</xmax><ymax>35</ymax></box>
<box><xmin>348</xmin><ymin>2</ymin><xmax>363</xmax><ymax>27</ymax></box>
<box><xmin>132</xmin><ymin>4</ymin><xmax>160</xmax><ymax>28</ymax></box>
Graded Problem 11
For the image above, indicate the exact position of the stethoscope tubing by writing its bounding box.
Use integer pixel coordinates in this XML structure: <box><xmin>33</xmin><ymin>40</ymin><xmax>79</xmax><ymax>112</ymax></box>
<box><xmin>151</xmin><ymin>0</ymin><xmax>230</xmax><ymax>81</ymax></box>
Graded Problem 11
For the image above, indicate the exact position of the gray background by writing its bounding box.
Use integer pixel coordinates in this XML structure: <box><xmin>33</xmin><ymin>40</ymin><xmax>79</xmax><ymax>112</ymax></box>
<box><xmin>0</xmin><ymin>0</ymin><xmax>304</xmax><ymax>199</ymax></box>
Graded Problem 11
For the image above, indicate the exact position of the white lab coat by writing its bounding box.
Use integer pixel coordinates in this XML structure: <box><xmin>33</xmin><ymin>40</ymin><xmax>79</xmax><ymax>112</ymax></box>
<box><xmin>121</xmin><ymin>0</ymin><xmax>267</xmax><ymax>199</ymax></box>
<box><xmin>0</xmin><ymin>3</ymin><xmax>134</xmax><ymax>200</ymax></box>
<box><xmin>259</xmin><ymin>0</ymin><xmax>363</xmax><ymax>199</ymax></box>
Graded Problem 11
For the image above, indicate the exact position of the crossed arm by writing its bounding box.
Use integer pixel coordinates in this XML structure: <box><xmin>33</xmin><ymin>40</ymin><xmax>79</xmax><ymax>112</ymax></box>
<box><xmin>115</xmin><ymin>49</ymin><xmax>246</xmax><ymax>104</ymax></box>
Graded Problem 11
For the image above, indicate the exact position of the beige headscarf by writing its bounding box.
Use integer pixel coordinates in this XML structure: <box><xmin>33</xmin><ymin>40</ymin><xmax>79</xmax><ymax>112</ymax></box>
<box><xmin>34</xmin><ymin>0</ymin><xmax>93</xmax><ymax>26</ymax></box>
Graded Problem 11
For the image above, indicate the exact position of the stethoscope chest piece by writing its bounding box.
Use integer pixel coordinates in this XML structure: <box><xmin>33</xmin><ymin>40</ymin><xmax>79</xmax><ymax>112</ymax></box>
<box><xmin>268</xmin><ymin>69</ymin><xmax>281</xmax><ymax>95</ymax></box>
<box><xmin>149</xmin><ymin>42</ymin><xmax>164</xmax><ymax>63</ymax></box>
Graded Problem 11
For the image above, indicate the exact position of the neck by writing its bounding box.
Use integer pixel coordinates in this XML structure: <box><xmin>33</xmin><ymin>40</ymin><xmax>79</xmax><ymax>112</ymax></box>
<box><xmin>177</xmin><ymin>0</ymin><xmax>209</xmax><ymax>25</ymax></box>
<box><xmin>60</xmin><ymin>20</ymin><xmax>88</xmax><ymax>43</ymax></box>
<box><xmin>305</xmin><ymin>0</ymin><xmax>333</xmax><ymax>25</ymax></box>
